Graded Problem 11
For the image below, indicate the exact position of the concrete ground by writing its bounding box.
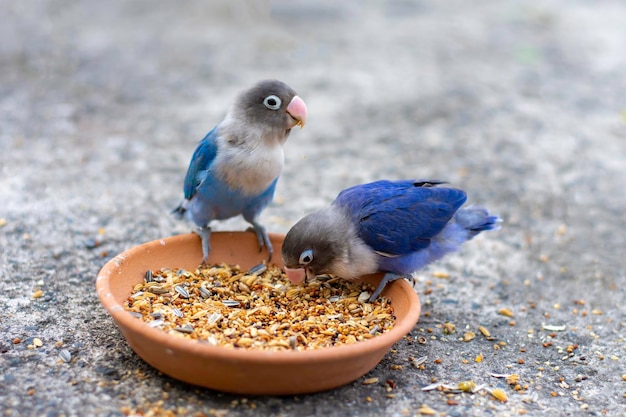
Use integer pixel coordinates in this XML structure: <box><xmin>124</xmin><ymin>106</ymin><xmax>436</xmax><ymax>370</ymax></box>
<box><xmin>1</xmin><ymin>1</ymin><xmax>625</xmax><ymax>416</ymax></box>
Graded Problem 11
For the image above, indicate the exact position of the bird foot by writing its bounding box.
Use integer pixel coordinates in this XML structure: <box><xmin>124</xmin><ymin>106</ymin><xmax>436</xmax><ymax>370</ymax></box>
<box><xmin>246</xmin><ymin>224</ymin><xmax>273</xmax><ymax>262</ymax></box>
<box><xmin>369</xmin><ymin>272</ymin><xmax>406</xmax><ymax>302</ymax></box>
<box><xmin>196</xmin><ymin>226</ymin><xmax>212</xmax><ymax>263</ymax></box>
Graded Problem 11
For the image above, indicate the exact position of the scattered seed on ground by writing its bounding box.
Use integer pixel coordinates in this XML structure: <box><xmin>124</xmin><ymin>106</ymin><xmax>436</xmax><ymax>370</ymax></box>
<box><xmin>478</xmin><ymin>325</ymin><xmax>491</xmax><ymax>338</ymax></box>
<box><xmin>409</xmin><ymin>356</ymin><xmax>428</xmax><ymax>368</ymax></box>
<box><xmin>59</xmin><ymin>349</ymin><xmax>72</xmax><ymax>363</ymax></box>
<box><xmin>490</xmin><ymin>388</ymin><xmax>509</xmax><ymax>402</ymax></box>
<box><xmin>362</xmin><ymin>377</ymin><xmax>379</xmax><ymax>385</ymax></box>
<box><xmin>506</xmin><ymin>374</ymin><xmax>520</xmax><ymax>385</ymax></box>
<box><xmin>417</xmin><ymin>404</ymin><xmax>437</xmax><ymax>415</ymax></box>
<box><xmin>463</xmin><ymin>331</ymin><xmax>475</xmax><ymax>342</ymax></box>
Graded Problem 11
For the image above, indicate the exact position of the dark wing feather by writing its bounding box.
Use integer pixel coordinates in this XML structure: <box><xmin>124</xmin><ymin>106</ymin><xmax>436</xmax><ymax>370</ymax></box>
<box><xmin>335</xmin><ymin>180</ymin><xmax>467</xmax><ymax>255</ymax></box>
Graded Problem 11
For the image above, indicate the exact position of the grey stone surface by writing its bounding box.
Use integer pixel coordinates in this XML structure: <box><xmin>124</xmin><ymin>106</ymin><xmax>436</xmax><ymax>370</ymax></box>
<box><xmin>1</xmin><ymin>1</ymin><xmax>625</xmax><ymax>416</ymax></box>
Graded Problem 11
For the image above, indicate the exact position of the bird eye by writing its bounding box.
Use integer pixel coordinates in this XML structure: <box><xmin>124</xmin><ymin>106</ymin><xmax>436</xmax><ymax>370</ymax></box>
<box><xmin>299</xmin><ymin>249</ymin><xmax>313</xmax><ymax>265</ymax></box>
<box><xmin>263</xmin><ymin>95</ymin><xmax>282</xmax><ymax>110</ymax></box>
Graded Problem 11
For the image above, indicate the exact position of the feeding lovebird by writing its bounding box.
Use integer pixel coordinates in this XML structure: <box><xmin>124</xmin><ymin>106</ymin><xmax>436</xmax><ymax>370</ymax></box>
<box><xmin>173</xmin><ymin>80</ymin><xmax>307</xmax><ymax>261</ymax></box>
<box><xmin>281</xmin><ymin>179</ymin><xmax>500</xmax><ymax>301</ymax></box>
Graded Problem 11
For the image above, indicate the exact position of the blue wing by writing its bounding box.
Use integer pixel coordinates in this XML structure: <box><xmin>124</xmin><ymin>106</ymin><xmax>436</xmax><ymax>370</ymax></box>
<box><xmin>335</xmin><ymin>180</ymin><xmax>467</xmax><ymax>255</ymax></box>
<box><xmin>183</xmin><ymin>127</ymin><xmax>219</xmax><ymax>200</ymax></box>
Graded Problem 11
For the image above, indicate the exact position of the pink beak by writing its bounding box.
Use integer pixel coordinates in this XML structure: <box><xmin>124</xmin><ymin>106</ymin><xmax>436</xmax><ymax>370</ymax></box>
<box><xmin>286</xmin><ymin>95</ymin><xmax>307</xmax><ymax>128</ymax></box>
<box><xmin>284</xmin><ymin>267</ymin><xmax>306</xmax><ymax>285</ymax></box>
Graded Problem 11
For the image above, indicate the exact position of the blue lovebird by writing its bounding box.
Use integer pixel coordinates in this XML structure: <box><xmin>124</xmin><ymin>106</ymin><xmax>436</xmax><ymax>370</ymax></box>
<box><xmin>173</xmin><ymin>80</ymin><xmax>307</xmax><ymax>261</ymax></box>
<box><xmin>281</xmin><ymin>180</ymin><xmax>501</xmax><ymax>301</ymax></box>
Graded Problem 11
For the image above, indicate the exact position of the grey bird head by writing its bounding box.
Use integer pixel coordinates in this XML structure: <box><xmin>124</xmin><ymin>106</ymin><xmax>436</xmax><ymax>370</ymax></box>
<box><xmin>229</xmin><ymin>79</ymin><xmax>307</xmax><ymax>143</ymax></box>
<box><xmin>281</xmin><ymin>207</ymin><xmax>351</xmax><ymax>284</ymax></box>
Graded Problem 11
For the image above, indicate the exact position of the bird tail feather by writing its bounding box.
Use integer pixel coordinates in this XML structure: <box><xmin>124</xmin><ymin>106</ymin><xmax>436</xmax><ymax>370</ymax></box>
<box><xmin>455</xmin><ymin>206</ymin><xmax>501</xmax><ymax>239</ymax></box>
<box><xmin>171</xmin><ymin>203</ymin><xmax>186</xmax><ymax>220</ymax></box>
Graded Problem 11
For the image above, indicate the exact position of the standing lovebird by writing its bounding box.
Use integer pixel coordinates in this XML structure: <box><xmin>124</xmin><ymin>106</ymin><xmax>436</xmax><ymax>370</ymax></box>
<box><xmin>173</xmin><ymin>80</ymin><xmax>307</xmax><ymax>261</ymax></box>
<box><xmin>281</xmin><ymin>180</ymin><xmax>501</xmax><ymax>301</ymax></box>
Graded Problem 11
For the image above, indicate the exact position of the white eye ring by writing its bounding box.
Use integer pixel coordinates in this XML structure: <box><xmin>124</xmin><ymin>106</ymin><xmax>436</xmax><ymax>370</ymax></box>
<box><xmin>299</xmin><ymin>249</ymin><xmax>313</xmax><ymax>265</ymax></box>
<box><xmin>263</xmin><ymin>95</ymin><xmax>282</xmax><ymax>110</ymax></box>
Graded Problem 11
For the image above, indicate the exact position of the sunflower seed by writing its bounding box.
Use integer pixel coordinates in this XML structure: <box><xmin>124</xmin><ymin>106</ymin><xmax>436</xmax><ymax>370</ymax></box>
<box><xmin>174</xmin><ymin>285</ymin><xmax>190</xmax><ymax>298</ymax></box>
<box><xmin>148</xmin><ymin>319</ymin><xmax>164</xmax><ymax>328</ymax></box>
<box><xmin>329</xmin><ymin>296</ymin><xmax>340</xmax><ymax>302</ymax></box>
<box><xmin>177</xmin><ymin>269</ymin><xmax>191</xmax><ymax>277</ymax></box>
<box><xmin>59</xmin><ymin>349</ymin><xmax>72</xmax><ymax>363</ymax></box>
<box><xmin>172</xmin><ymin>308</ymin><xmax>184</xmax><ymax>318</ymax></box>
<box><xmin>130</xmin><ymin>291</ymin><xmax>145</xmax><ymax>299</ymax></box>
<box><xmin>149</xmin><ymin>312</ymin><xmax>163</xmax><ymax>319</ymax></box>
<box><xmin>199</xmin><ymin>286</ymin><xmax>212</xmax><ymax>299</ymax></box>
<box><xmin>144</xmin><ymin>270</ymin><xmax>153</xmax><ymax>282</ymax></box>
<box><xmin>129</xmin><ymin>311</ymin><xmax>143</xmax><ymax>319</ymax></box>
<box><xmin>289</xmin><ymin>335</ymin><xmax>297</xmax><ymax>350</ymax></box>
<box><xmin>409</xmin><ymin>356</ymin><xmax>428</xmax><ymax>367</ymax></box>
<box><xmin>222</xmin><ymin>300</ymin><xmax>240</xmax><ymax>307</ymax></box>
<box><xmin>174</xmin><ymin>325</ymin><xmax>194</xmax><ymax>334</ymax></box>
<box><xmin>369</xmin><ymin>325</ymin><xmax>380</xmax><ymax>335</ymax></box>
<box><xmin>208</xmin><ymin>312</ymin><xmax>222</xmax><ymax>324</ymax></box>
<box><xmin>474</xmin><ymin>384</ymin><xmax>487</xmax><ymax>393</ymax></box>
<box><xmin>542</xmin><ymin>324</ymin><xmax>567</xmax><ymax>332</ymax></box>
<box><xmin>247</xmin><ymin>263</ymin><xmax>267</xmax><ymax>275</ymax></box>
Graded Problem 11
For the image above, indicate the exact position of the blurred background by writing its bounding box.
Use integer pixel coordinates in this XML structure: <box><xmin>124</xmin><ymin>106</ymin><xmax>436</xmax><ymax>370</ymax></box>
<box><xmin>3</xmin><ymin>1</ymin><xmax>624</xmax><ymax>288</ymax></box>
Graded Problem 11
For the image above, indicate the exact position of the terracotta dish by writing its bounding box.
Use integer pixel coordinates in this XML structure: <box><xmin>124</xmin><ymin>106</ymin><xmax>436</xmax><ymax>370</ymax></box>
<box><xmin>96</xmin><ymin>232</ymin><xmax>421</xmax><ymax>395</ymax></box>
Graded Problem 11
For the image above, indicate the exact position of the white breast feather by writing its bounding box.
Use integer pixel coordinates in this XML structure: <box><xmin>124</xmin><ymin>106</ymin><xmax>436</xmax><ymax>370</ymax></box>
<box><xmin>215</xmin><ymin>136</ymin><xmax>284</xmax><ymax>195</ymax></box>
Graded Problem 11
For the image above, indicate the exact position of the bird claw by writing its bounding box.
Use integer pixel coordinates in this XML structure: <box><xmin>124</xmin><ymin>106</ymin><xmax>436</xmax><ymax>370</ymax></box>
<box><xmin>368</xmin><ymin>272</ymin><xmax>405</xmax><ymax>302</ymax></box>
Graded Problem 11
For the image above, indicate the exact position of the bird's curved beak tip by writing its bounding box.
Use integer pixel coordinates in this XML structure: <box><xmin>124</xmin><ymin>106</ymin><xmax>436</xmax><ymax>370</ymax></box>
<box><xmin>284</xmin><ymin>267</ymin><xmax>306</xmax><ymax>285</ymax></box>
<box><xmin>286</xmin><ymin>95</ymin><xmax>307</xmax><ymax>129</ymax></box>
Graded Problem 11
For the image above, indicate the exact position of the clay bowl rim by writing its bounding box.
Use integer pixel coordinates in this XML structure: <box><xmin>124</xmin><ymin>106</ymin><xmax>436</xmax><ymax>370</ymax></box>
<box><xmin>96</xmin><ymin>232</ymin><xmax>421</xmax><ymax>365</ymax></box>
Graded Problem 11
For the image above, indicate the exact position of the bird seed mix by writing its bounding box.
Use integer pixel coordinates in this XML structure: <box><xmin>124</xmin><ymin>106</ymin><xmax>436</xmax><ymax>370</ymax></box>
<box><xmin>125</xmin><ymin>263</ymin><xmax>395</xmax><ymax>351</ymax></box>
